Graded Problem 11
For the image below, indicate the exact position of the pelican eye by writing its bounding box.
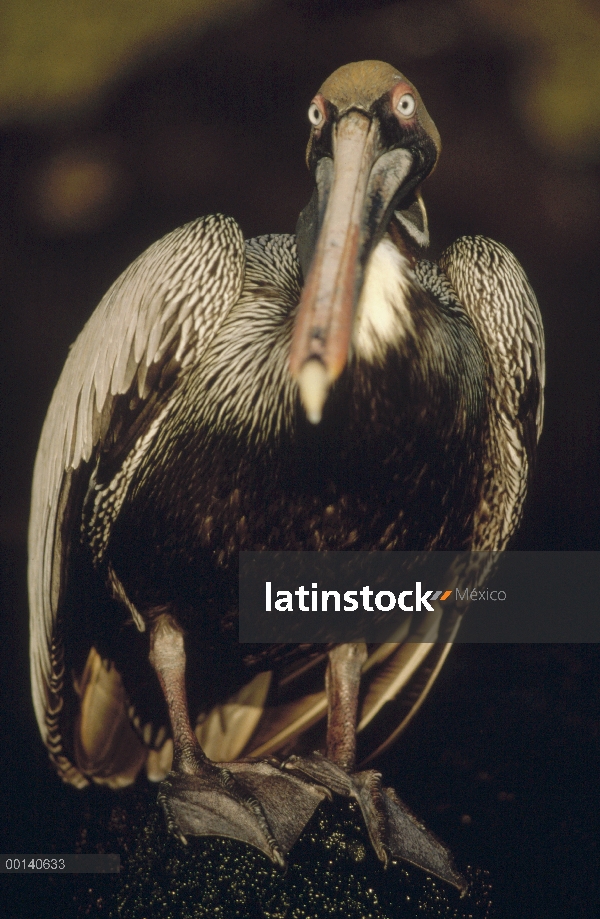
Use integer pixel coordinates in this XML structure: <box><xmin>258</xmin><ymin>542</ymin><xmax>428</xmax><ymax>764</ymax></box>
<box><xmin>308</xmin><ymin>103</ymin><xmax>323</xmax><ymax>126</ymax></box>
<box><xmin>397</xmin><ymin>93</ymin><xmax>416</xmax><ymax>118</ymax></box>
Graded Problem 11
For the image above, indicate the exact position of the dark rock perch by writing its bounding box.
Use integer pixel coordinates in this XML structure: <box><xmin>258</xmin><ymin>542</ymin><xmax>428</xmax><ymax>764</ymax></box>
<box><xmin>72</xmin><ymin>785</ymin><xmax>493</xmax><ymax>919</ymax></box>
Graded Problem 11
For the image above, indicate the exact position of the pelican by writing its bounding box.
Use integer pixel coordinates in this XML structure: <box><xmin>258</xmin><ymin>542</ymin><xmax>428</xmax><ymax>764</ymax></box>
<box><xmin>29</xmin><ymin>61</ymin><xmax>544</xmax><ymax>889</ymax></box>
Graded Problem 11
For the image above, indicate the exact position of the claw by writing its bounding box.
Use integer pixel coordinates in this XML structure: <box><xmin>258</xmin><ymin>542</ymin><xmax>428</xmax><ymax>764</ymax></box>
<box><xmin>352</xmin><ymin>770</ymin><xmax>389</xmax><ymax>865</ymax></box>
<box><xmin>157</xmin><ymin>775</ymin><xmax>189</xmax><ymax>846</ymax></box>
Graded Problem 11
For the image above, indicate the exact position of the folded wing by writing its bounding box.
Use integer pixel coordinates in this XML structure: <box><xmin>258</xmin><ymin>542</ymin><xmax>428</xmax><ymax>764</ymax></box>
<box><xmin>28</xmin><ymin>215</ymin><xmax>246</xmax><ymax>785</ymax></box>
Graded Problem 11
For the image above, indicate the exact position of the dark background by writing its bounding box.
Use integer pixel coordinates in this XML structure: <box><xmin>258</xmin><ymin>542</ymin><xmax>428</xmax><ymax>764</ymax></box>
<box><xmin>1</xmin><ymin>0</ymin><xmax>599</xmax><ymax>916</ymax></box>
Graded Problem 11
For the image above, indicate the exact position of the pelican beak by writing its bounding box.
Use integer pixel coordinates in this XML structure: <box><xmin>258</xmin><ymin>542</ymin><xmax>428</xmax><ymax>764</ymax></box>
<box><xmin>290</xmin><ymin>110</ymin><xmax>414</xmax><ymax>423</ymax></box>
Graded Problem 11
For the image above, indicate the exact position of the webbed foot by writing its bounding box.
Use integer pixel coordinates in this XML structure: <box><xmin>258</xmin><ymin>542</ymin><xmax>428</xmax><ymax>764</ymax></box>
<box><xmin>282</xmin><ymin>752</ymin><xmax>466</xmax><ymax>892</ymax></box>
<box><xmin>158</xmin><ymin>758</ymin><xmax>329</xmax><ymax>866</ymax></box>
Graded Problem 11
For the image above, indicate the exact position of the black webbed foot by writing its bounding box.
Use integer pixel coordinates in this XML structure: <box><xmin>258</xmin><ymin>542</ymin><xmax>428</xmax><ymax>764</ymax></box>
<box><xmin>282</xmin><ymin>752</ymin><xmax>466</xmax><ymax>892</ymax></box>
<box><xmin>158</xmin><ymin>758</ymin><xmax>329</xmax><ymax>866</ymax></box>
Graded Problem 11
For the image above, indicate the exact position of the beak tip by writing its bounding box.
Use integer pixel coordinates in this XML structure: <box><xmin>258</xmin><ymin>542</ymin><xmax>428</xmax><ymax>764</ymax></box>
<box><xmin>297</xmin><ymin>358</ymin><xmax>329</xmax><ymax>425</ymax></box>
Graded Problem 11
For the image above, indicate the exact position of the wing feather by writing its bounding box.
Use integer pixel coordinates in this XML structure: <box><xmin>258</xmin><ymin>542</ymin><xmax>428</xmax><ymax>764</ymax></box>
<box><xmin>439</xmin><ymin>236</ymin><xmax>545</xmax><ymax>549</ymax></box>
<box><xmin>29</xmin><ymin>215</ymin><xmax>245</xmax><ymax>782</ymax></box>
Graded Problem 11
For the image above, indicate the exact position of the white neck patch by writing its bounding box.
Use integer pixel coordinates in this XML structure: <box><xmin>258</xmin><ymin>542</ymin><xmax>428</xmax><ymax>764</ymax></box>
<box><xmin>352</xmin><ymin>235</ymin><xmax>415</xmax><ymax>365</ymax></box>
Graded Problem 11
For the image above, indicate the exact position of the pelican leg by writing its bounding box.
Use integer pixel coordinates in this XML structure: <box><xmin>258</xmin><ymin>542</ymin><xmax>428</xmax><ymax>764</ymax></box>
<box><xmin>149</xmin><ymin>613</ymin><xmax>327</xmax><ymax>866</ymax></box>
<box><xmin>282</xmin><ymin>642</ymin><xmax>466</xmax><ymax>891</ymax></box>
<box><xmin>148</xmin><ymin>614</ymin><xmax>206</xmax><ymax>776</ymax></box>
<box><xmin>325</xmin><ymin>641</ymin><xmax>367</xmax><ymax>770</ymax></box>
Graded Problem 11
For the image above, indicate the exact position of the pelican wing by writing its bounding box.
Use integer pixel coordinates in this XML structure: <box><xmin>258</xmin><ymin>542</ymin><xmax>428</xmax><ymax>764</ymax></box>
<box><xmin>439</xmin><ymin>236</ymin><xmax>545</xmax><ymax>549</ymax></box>
<box><xmin>29</xmin><ymin>215</ymin><xmax>245</xmax><ymax>784</ymax></box>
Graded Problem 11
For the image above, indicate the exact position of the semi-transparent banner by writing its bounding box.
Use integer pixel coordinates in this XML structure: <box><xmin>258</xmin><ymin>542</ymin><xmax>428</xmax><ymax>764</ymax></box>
<box><xmin>238</xmin><ymin>551</ymin><xmax>600</xmax><ymax>643</ymax></box>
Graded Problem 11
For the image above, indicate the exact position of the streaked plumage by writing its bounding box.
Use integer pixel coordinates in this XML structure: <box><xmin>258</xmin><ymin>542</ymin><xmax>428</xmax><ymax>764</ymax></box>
<box><xmin>29</xmin><ymin>61</ymin><xmax>544</xmax><ymax>883</ymax></box>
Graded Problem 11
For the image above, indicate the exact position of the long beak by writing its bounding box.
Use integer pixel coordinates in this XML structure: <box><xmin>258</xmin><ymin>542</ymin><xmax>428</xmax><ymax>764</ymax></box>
<box><xmin>290</xmin><ymin>111</ymin><xmax>413</xmax><ymax>424</ymax></box>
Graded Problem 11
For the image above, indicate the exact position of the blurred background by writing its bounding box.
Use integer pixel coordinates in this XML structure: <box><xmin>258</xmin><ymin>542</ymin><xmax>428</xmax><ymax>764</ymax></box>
<box><xmin>1</xmin><ymin>0</ymin><xmax>599</xmax><ymax>916</ymax></box>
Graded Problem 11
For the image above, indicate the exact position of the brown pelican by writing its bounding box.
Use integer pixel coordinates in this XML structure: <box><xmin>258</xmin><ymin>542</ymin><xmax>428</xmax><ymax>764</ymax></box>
<box><xmin>28</xmin><ymin>61</ymin><xmax>544</xmax><ymax>889</ymax></box>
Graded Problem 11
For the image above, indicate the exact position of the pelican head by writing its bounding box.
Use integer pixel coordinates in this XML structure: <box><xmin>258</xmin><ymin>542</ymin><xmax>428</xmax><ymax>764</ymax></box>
<box><xmin>290</xmin><ymin>61</ymin><xmax>441</xmax><ymax>423</ymax></box>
